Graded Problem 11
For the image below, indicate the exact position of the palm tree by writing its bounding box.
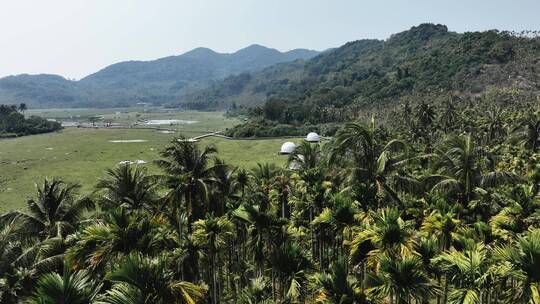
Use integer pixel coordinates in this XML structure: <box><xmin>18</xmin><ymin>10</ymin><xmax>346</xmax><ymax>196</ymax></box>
<box><xmin>28</xmin><ymin>269</ymin><xmax>102</xmax><ymax>304</ymax></box>
<box><xmin>420</xmin><ymin>210</ymin><xmax>460</xmax><ymax>251</ymax></box>
<box><xmin>95</xmin><ymin>283</ymin><xmax>144</xmax><ymax>304</ymax></box>
<box><xmin>0</xmin><ymin>216</ymin><xmax>36</xmax><ymax>303</ymax></box>
<box><xmin>512</xmin><ymin>113</ymin><xmax>540</xmax><ymax>151</ymax></box>
<box><xmin>1</xmin><ymin>178</ymin><xmax>93</xmax><ymax>239</ymax></box>
<box><xmin>235</xmin><ymin>168</ymin><xmax>251</xmax><ymax>200</ymax></box>
<box><xmin>96</xmin><ymin>164</ymin><xmax>158</xmax><ymax>211</ymax></box>
<box><xmin>350</xmin><ymin>208</ymin><xmax>414</xmax><ymax>268</ymax></box>
<box><xmin>270</xmin><ymin>241</ymin><xmax>312</xmax><ymax>302</ymax></box>
<box><xmin>238</xmin><ymin>277</ymin><xmax>273</xmax><ymax>304</ymax></box>
<box><xmin>312</xmin><ymin>194</ymin><xmax>358</xmax><ymax>263</ymax></box>
<box><xmin>480</xmin><ymin>106</ymin><xmax>507</xmax><ymax>144</ymax></box>
<box><xmin>330</xmin><ymin>121</ymin><xmax>422</xmax><ymax>206</ymax></box>
<box><xmin>493</xmin><ymin>229</ymin><xmax>540</xmax><ymax>303</ymax></box>
<box><xmin>440</xmin><ymin>97</ymin><xmax>458</xmax><ymax>133</ymax></box>
<box><xmin>366</xmin><ymin>254</ymin><xmax>434</xmax><ymax>304</ymax></box>
<box><xmin>102</xmin><ymin>253</ymin><xmax>206</xmax><ymax>304</ymax></box>
<box><xmin>68</xmin><ymin>208</ymin><xmax>164</xmax><ymax>270</ymax></box>
<box><xmin>413</xmin><ymin>236</ymin><xmax>441</xmax><ymax>304</ymax></box>
<box><xmin>233</xmin><ymin>204</ymin><xmax>283</xmax><ymax>277</ymax></box>
<box><xmin>192</xmin><ymin>214</ymin><xmax>235</xmax><ymax>304</ymax></box>
<box><xmin>433</xmin><ymin>243</ymin><xmax>493</xmax><ymax>304</ymax></box>
<box><xmin>428</xmin><ymin>134</ymin><xmax>515</xmax><ymax>204</ymax></box>
<box><xmin>416</xmin><ymin>101</ymin><xmax>435</xmax><ymax>130</ymax></box>
<box><xmin>491</xmin><ymin>185</ymin><xmax>540</xmax><ymax>241</ymax></box>
<box><xmin>288</xmin><ymin>140</ymin><xmax>321</xmax><ymax>171</ymax></box>
<box><xmin>157</xmin><ymin>138</ymin><xmax>218</xmax><ymax>227</ymax></box>
<box><xmin>0</xmin><ymin>216</ymin><xmax>69</xmax><ymax>302</ymax></box>
<box><xmin>17</xmin><ymin>103</ymin><xmax>27</xmax><ymax>115</ymax></box>
<box><xmin>312</xmin><ymin>256</ymin><xmax>367</xmax><ymax>304</ymax></box>
<box><xmin>251</xmin><ymin>163</ymin><xmax>278</xmax><ymax>185</ymax></box>
<box><xmin>208</xmin><ymin>158</ymin><xmax>238</xmax><ymax>215</ymax></box>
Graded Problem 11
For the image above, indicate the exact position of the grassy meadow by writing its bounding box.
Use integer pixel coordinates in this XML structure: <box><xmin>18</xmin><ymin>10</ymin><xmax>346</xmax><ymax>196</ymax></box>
<box><xmin>0</xmin><ymin>109</ymin><xmax>299</xmax><ymax>211</ymax></box>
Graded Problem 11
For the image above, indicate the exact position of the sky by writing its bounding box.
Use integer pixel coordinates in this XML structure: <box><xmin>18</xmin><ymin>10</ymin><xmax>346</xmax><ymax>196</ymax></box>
<box><xmin>1</xmin><ymin>0</ymin><xmax>539</xmax><ymax>79</ymax></box>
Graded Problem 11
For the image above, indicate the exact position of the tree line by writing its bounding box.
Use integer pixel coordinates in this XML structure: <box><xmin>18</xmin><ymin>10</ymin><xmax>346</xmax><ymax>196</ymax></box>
<box><xmin>0</xmin><ymin>104</ymin><xmax>61</xmax><ymax>138</ymax></box>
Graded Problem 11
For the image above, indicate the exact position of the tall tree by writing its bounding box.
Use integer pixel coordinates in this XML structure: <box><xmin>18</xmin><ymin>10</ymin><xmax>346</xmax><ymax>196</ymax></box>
<box><xmin>1</xmin><ymin>178</ymin><xmax>93</xmax><ymax>239</ymax></box>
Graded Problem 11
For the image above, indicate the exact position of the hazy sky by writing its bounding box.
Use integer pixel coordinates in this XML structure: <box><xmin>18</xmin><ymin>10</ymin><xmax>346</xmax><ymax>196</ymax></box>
<box><xmin>1</xmin><ymin>0</ymin><xmax>539</xmax><ymax>79</ymax></box>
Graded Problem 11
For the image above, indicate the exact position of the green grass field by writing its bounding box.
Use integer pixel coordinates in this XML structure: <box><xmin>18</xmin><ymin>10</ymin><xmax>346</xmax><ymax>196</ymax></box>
<box><xmin>0</xmin><ymin>110</ymin><xmax>301</xmax><ymax>211</ymax></box>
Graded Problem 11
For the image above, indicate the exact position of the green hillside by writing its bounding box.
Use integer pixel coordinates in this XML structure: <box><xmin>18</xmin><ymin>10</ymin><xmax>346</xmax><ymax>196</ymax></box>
<box><xmin>183</xmin><ymin>24</ymin><xmax>540</xmax><ymax>126</ymax></box>
<box><xmin>0</xmin><ymin>46</ymin><xmax>318</xmax><ymax>108</ymax></box>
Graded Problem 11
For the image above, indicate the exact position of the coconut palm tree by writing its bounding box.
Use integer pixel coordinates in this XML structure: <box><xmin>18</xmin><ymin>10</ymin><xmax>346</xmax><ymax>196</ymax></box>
<box><xmin>428</xmin><ymin>134</ymin><xmax>515</xmax><ymax>205</ymax></box>
<box><xmin>0</xmin><ymin>216</ymin><xmax>69</xmax><ymax>302</ymax></box>
<box><xmin>27</xmin><ymin>269</ymin><xmax>102</xmax><ymax>304</ymax></box>
<box><xmin>208</xmin><ymin>158</ymin><xmax>238</xmax><ymax>215</ymax></box>
<box><xmin>330</xmin><ymin>121</ymin><xmax>423</xmax><ymax>206</ymax></box>
<box><xmin>0</xmin><ymin>178</ymin><xmax>93</xmax><ymax>239</ymax></box>
<box><xmin>102</xmin><ymin>253</ymin><xmax>206</xmax><ymax>304</ymax></box>
<box><xmin>156</xmin><ymin>138</ymin><xmax>218</xmax><ymax>227</ymax></box>
<box><xmin>96</xmin><ymin>164</ymin><xmax>159</xmax><ymax>211</ymax></box>
<box><xmin>480</xmin><ymin>106</ymin><xmax>507</xmax><ymax>144</ymax></box>
<box><xmin>67</xmin><ymin>208</ymin><xmax>164</xmax><ymax>270</ymax></box>
<box><xmin>17</xmin><ymin>103</ymin><xmax>27</xmax><ymax>115</ymax></box>
<box><xmin>512</xmin><ymin>113</ymin><xmax>540</xmax><ymax>151</ymax></box>
<box><xmin>0</xmin><ymin>217</ymin><xmax>36</xmax><ymax>303</ymax></box>
<box><xmin>252</xmin><ymin>163</ymin><xmax>279</xmax><ymax>185</ymax></box>
<box><xmin>288</xmin><ymin>140</ymin><xmax>321</xmax><ymax>171</ymax></box>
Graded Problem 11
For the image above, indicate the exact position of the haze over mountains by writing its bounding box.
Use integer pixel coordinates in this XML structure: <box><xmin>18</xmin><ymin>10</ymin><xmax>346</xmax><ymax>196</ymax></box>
<box><xmin>2</xmin><ymin>24</ymin><xmax>540</xmax><ymax>113</ymax></box>
<box><xmin>0</xmin><ymin>45</ymin><xmax>319</xmax><ymax>108</ymax></box>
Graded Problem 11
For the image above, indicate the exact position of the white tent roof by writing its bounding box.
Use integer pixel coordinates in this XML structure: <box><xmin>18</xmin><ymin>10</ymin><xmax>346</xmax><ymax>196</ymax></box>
<box><xmin>306</xmin><ymin>132</ymin><xmax>320</xmax><ymax>142</ymax></box>
<box><xmin>280</xmin><ymin>142</ymin><xmax>296</xmax><ymax>154</ymax></box>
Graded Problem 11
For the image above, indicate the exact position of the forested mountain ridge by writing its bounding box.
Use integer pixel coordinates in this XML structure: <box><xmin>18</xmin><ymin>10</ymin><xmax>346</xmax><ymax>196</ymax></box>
<box><xmin>183</xmin><ymin>24</ymin><xmax>540</xmax><ymax>121</ymax></box>
<box><xmin>0</xmin><ymin>45</ymin><xmax>319</xmax><ymax>108</ymax></box>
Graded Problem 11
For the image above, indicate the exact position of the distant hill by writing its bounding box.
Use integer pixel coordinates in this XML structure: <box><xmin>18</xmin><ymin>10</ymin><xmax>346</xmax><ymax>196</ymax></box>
<box><xmin>0</xmin><ymin>45</ymin><xmax>319</xmax><ymax>108</ymax></box>
<box><xmin>181</xmin><ymin>24</ymin><xmax>540</xmax><ymax>122</ymax></box>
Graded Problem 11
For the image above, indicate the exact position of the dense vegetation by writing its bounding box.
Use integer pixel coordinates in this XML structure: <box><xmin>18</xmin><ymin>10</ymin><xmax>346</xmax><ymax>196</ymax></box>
<box><xmin>0</xmin><ymin>104</ymin><xmax>61</xmax><ymax>138</ymax></box>
<box><xmin>0</xmin><ymin>46</ymin><xmax>318</xmax><ymax>108</ymax></box>
<box><xmin>196</xmin><ymin>24</ymin><xmax>540</xmax><ymax>137</ymax></box>
<box><xmin>2</xmin><ymin>84</ymin><xmax>540</xmax><ymax>303</ymax></box>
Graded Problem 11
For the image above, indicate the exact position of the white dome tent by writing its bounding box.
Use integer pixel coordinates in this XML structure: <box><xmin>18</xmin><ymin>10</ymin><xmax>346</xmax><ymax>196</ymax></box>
<box><xmin>279</xmin><ymin>142</ymin><xmax>296</xmax><ymax>155</ymax></box>
<box><xmin>306</xmin><ymin>132</ymin><xmax>320</xmax><ymax>142</ymax></box>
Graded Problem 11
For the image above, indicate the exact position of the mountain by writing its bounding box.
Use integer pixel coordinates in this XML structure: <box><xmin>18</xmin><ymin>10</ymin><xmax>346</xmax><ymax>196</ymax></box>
<box><xmin>181</xmin><ymin>24</ymin><xmax>540</xmax><ymax>122</ymax></box>
<box><xmin>0</xmin><ymin>45</ymin><xmax>319</xmax><ymax>107</ymax></box>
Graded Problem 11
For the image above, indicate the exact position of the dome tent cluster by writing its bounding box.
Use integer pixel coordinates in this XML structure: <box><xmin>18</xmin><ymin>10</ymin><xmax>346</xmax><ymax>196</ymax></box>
<box><xmin>279</xmin><ymin>132</ymin><xmax>321</xmax><ymax>155</ymax></box>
